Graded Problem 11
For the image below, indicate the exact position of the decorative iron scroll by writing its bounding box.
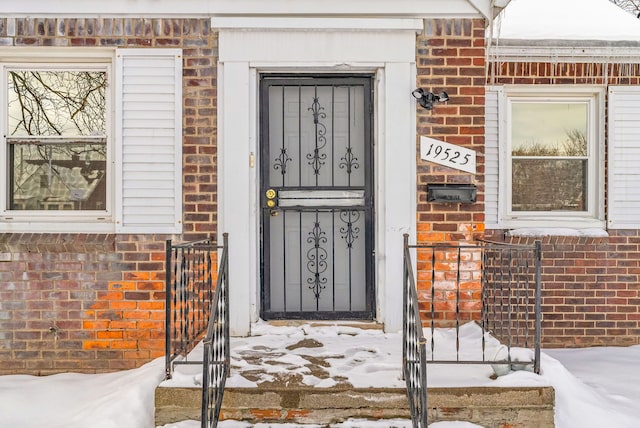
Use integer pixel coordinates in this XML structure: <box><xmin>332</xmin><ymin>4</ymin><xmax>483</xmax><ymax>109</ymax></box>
<box><xmin>339</xmin><ymin>147</ymin><xmax>359</xmax><ymax>176</ymax></box>
<box><xmin>273</xmin><ymin>147</ymin><xmax>291</xmax><ymax>176</ymax></box>
<box><xmin>339</xmin><ymin>210</ymin><xmax>360</xmax><ymax>248</ymax></box>
<box><xmin>306</xmin><ymin>219</ymin><xmax>328</xmax><ymax>300</ymax></box>
<box><xmin>307</xmin><ymin>96</ymin><xmax>327</xmax><ymax>176</ymax></box>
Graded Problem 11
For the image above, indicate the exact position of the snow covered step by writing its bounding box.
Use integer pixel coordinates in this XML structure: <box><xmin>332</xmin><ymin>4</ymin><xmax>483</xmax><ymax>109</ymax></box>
<box><xmin>154</xmin><ymin>385</ymin><xmax>555</xmax><ymax>427</ymax></box>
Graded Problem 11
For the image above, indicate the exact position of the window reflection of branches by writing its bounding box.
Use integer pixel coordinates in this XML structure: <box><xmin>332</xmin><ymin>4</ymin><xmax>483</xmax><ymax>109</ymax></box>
<box><xmin>512</xmin><ymin>130</ymin><xmax>587</xmax><ymax>157</ymax></box>
<box><xmin>7</xmin><ymin>69</ymin><xmax>108</xmax><ymax>211</ymax></box>
<box><xmin>511</xmin><ymin>129</ymin><xmax>588</xmax><ymax>212</ymax></box>
<box><xmin>9</xmin><ymin>70</ymin><xmax>106</xmax><ymax>136</ymax></box>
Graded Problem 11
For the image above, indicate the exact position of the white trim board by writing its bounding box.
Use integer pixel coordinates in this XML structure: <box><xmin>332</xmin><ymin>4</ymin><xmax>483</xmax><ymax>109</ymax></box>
<box><xmin>217</xmin><ymin>23</ymin><xmax>418</xmax><ymax>336</ymax></box>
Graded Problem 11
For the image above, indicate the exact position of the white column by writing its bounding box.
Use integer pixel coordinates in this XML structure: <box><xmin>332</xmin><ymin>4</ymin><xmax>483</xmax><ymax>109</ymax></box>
<box><xmin>218</xmin><ymin>61</ymin><xmax>253</xmax><ymax>336</ymax></box>
<box><xmin>380</xmin><ymin>61</ymin><xmax>416</xmax><ymax>333</ymax></box>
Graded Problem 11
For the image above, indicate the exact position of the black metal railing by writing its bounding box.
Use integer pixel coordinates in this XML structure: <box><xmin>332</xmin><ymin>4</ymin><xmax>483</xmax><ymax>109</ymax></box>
<box><xmin>403</xmin><ymin>234</ymin><xmax>429</xmax><ymax>428</ymax></box>
<box><xmin>402</xmin><ymin>234</ymin><xmax>542</xmax><ymax>427</ymax></box>
<box><xmin>403</xmin><ymin>234</ymin><xmax>541</xmax><ymax>372</ymax></box>
<box><xmin>165</xmin><ymin>236</ymin><xmax>222</xmax><ymax>378</ymax></box>
<box><xmin>201</xmin><ymin>233</ymin><xmax>230</xmax><ymax>428</ymax></box>
<box><xmin>480</xmin><ymin>239</ymin><xmax>542</xmax><ymax>374</ymax></box>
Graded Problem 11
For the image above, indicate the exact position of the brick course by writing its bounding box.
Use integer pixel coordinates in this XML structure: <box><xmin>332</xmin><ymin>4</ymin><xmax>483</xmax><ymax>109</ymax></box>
<box><xmin>0</xmin><ymin>233</ymin><xmax>175</xmax><ymax>374</ymax></box>
<box><xmin>484</xmin><ymin>231</ymin><xmax>640</xmax><ymax>347</ymax></box>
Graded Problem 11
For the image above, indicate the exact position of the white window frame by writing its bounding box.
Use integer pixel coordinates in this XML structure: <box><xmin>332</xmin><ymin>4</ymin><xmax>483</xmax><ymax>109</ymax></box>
<box><xmin>0</xmin><ymin>50</ymin><xmax>114</xmax><ymax>233</ymax></box>
<box><xmin>0</xmin><ymin>47</ymin><xmax>183</xmax><ymax>234</ymax></box>
<box><xmin>499</xmin><ymin>85</ymin><xmax>605</xmax><ymax>229</ymax></box>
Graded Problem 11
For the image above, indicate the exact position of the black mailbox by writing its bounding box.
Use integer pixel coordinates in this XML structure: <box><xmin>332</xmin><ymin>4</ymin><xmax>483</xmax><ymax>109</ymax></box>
<box><xmin>427</xmin><ymin>184</ymin><xmax>477</xmax><ymax>203</ymax></box>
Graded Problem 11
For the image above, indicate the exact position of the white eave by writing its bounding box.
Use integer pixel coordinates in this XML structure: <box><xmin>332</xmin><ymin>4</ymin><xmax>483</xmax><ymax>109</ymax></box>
<box><xmin>2</xmin><ymin>0</ymin><xmax>510</xmax><ymax>20</ymax></box>
<box><xmin>468</xmin><ymin>0</ymin><xmax>512</xmax><ymax>21</ymax></box>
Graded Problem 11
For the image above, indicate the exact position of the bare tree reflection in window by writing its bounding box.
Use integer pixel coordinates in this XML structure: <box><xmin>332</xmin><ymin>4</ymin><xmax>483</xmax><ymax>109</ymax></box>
<box><xmin>512</xmin><ymin>129</ymin><xmax>587</xmax><ymax>212</ymax></box>
<box><xmin>7</xmin><ymin>70</ymin><xmax>107</xmax><ymax>211</ymax></box>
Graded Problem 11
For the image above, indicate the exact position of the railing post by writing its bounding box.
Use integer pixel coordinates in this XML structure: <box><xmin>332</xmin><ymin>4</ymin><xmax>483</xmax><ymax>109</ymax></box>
<box><xmin>199</xmin><ymin>232</ymin><xmax>231</xmax><ymax>428</ymax></box>
<box><xmin>165</xmin><ymin>239</ymin><xmax>172</xmax><ymax>379</ymax></box>
<box><xmin>223</xmin><ymin>232</ymin><xmax>230</xmax><ymax>377</ymax></box>
<box><xmin>201</xmin><ymin>342</ymin><xmax>210</xmax><ymax>428</ymax></box>
<box><xmin>402</xmin><ymin>233</ymin><xmax>409</xmax><ymax>381</ymax></box>
<box><xmin>418</xmin><ymin>337</ymin><xmax>428</xmax><ymax>428</ymax></box>
<box><xmin>534</xmin><ymin>240</ymin><xmax>542</xmax><ymax>374</ymax></box>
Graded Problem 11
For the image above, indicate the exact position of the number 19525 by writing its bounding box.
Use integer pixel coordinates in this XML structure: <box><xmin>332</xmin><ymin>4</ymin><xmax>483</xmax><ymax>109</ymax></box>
<box><xmin>424</xmin><ymin>143</ymin><xmax>471</xmax><ymax>165</ymax></box>
<box><xmin>420</xmin><ymin>136</ymin><xmax>476</xmax><ymax>174</ymax></box>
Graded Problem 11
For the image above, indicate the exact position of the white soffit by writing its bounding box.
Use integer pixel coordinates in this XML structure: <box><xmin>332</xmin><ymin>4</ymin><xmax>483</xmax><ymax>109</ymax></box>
<box><xmin>4</xmin><ymin>0</ymin><xmax>493</xmax><ymax>18</ymax></box>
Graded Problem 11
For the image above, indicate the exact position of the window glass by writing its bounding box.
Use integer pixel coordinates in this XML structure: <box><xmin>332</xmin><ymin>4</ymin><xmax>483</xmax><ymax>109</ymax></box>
<box><xmin>6</xmin><ymin>69</ymin><xmax>107</xmax><ymax>211</ymax></box>
<box><xmin>511</xmin><ymin>102</ymin><xmax>588</xmax><ymax>212</ymax></box>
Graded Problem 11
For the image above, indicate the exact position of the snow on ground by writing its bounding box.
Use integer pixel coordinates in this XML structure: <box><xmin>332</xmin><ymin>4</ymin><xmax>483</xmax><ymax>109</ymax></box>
<box><xmin>0</xmin><ymin>357</ymin><xmax>166</xmax><ymax>428</ymax></box>
<box><xmin>545</xmin><ymin>346</ymin><xmax>640</xmax><ymax>403</ymax></box>
<box><xmin>0</xmin><ymin>321</ymin><xmax>639</xmax><ymax>428</ymax></box>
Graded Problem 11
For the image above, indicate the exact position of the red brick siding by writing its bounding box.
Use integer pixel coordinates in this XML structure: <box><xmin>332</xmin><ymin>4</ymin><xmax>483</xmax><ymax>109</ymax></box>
<box><xmin>415</xmin><ymin>19</ymin><xmax>487</xmax><ymax>324</ymax></box>
<box><xmin>487</xmin><ymin>57</ymin><xmax>640</xmax><ymax>347</ymax></box>
<box><xmin>0</xmin><ymin>17</ymin><xmax>217</xmax><ymax>375</ymax></box>
<box><xmin>416</xmin><ymin>19</ymin><xmax>486</xmax><ymax>244</ymax></box>
<box><xmin>484</xmin><ymin>231</ymin><xmax>640</xmax><ymax>347</ymax></box>
<box><xmin>0</xmin><ymin>233</ymin><xmax>171</xmax><ymax>373</ymax></box>
<box><xmin>489</xmin><ymin>61</ymin><xmax>640</xmax><ymax>86</ymax></box>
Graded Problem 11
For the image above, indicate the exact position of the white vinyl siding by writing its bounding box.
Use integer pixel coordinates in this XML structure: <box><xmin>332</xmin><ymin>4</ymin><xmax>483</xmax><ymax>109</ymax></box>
<box><xmin>608</xmin><ymin>86</ymin><xmax>640</xmax><ymax>229</ymax></box>
<box><xmin>485</xmin><ymin>86</ymin><xmax>501</xmax><ymax>228</ymax></box>
<box><xmin>115</xmin><ymin>49</ymin><xmax>182</xmax><ymax>233</ymax></box>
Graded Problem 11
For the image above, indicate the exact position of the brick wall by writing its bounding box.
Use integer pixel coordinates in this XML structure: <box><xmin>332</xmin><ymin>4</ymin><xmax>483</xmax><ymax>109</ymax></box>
<box><xmin>487</xmin><ymin>59</ymin><xmax>640</xmax><ymax>347</ymax></box>
<box><xmin>488</xmin><ymin>61</ymin><xmax>640</xmax><ymax>86</ymax></box>
<box><xmin>0</xmin><ymin>18</ymin><xmax>217</xmax><ymax>375</ymax></box>
<box><xmin>416</xmin><ymin>19</ymin><xmax>486</xmax><ymax>245</ymax></box>
<box><xmin>484</xmin><ymin>231</ymin><xmax>640</xmax><ymax>347</ymax></box>
<box><xmin>0</xmin><ymin>233</ymin><xmax>170</xmax><ymax>374</ymax></box>
<box><xmin>415</xmin><ymin>19</ymin><xmax>487</xmax><ymax>324</ymax></box>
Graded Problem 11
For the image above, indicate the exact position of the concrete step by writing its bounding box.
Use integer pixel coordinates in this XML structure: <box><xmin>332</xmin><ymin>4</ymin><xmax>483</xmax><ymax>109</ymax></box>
<box><xmin>155</xmin><ymin>385</ymin><xmax>555</xmax><ymax>427</ymax></box>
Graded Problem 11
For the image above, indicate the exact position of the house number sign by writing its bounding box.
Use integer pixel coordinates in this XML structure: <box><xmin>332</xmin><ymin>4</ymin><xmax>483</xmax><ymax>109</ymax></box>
<box><xmin>420</xmin><ymin>136</ymin><xmax>476</xmax><ymax>174</ymax></box>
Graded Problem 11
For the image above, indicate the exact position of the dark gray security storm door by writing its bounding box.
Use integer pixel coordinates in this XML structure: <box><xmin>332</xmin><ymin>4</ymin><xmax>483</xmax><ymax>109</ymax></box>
<box><xmin>260</xmin><ymin>75</ymin><xmax>375</xmax><ymax>320</ymax></box>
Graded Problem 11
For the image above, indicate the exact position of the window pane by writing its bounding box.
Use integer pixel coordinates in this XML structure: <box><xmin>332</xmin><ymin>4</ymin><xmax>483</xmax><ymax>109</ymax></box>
<box><xmin>10</xmin><ymin>143</ymin><xmax>106</xmax><ymax>211</ymax></box>
<box><xmin>8</xmin><ymin>70</ymin><xmax>106</xmax><ymax>137</ymax></box>
<box><xmin>512</xmin><ymin>159</ymin><xmax>587</xmax><ymax>212</ymax></box>
<box><xmin>6</xmin><ymin>69</ymin><xmax>107</xmax><ymax>212</ymax></box>
<box><xmin>512</xmin><ymin>102</ymin><xmax>587</xmax><ymax>156</ymax></box>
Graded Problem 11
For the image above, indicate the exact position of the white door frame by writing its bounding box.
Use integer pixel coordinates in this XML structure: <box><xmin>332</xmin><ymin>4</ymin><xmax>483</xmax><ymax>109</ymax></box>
<box><xmin>216</xmin><ymin>17</ymin><xmax>420</xmax><ymax>335</ymax></box>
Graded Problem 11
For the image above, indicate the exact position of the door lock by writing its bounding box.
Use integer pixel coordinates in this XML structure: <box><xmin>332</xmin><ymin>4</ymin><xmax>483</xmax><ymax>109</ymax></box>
<box><xmin>265</xmin><ymin>189</ymin><xmax>278</xmax><ymax>211</ymax></box>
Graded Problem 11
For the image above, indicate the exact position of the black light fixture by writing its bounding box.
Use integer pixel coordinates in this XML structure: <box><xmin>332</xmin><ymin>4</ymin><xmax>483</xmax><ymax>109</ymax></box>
<box><xmin>412</xmin><ymin>88</ymin><xmax>449</xmax><ymax>110</ymax></box>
